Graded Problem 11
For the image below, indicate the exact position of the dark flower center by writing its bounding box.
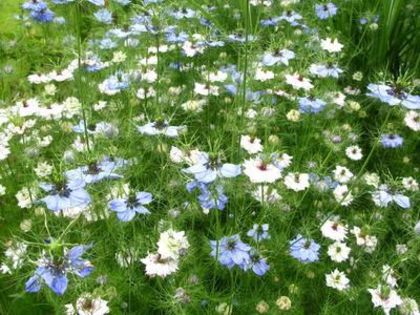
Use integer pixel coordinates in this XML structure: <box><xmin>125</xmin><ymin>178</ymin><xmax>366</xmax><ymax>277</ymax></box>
<box><xmin>86</xmin><ymin>162</ymin><xmax>101</xmax><ymax>175</ymax></box>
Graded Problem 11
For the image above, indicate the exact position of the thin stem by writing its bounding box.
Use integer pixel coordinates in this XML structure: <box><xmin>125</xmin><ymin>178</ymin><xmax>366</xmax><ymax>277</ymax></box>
<box><xmin>74</xmin><ymin>3</ymin><xmax>91</xmax><ymax>152</ymax></box>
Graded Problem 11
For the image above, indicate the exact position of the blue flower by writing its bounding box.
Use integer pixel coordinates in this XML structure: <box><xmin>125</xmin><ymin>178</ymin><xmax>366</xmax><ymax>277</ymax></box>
<box><xmin>289</xmin><ymin>234</ymin><xmax>320</xmax><ymax>263</ymax></box>
<box><xmin>309</xmin><ymin>63</ymin><xmax>343</xmax><ymax>78</ymax></box>
<box><xmin>29</xmin><ymin>6</ymin><xmax>55</xmax><ymax>23</ymax></box>
<box><xmin>249</xmin><ymin>252</ymin><xmax>270</xmax><ymax>276</ymax></box>
<box><xmin>247</xmin><ymin>224</ymin><xmax>270</xmax><ymax>242</ymax></box>
<box><xmin>298</xmin><ymin>97</ymin><xmax>326</xmax><ymax>113</ymax></box>
<box><xmin>183</xmin><ymin>152</ymin><xmax>241</xmax><ymax>184</ymax></box>
<box><xmin>210</xmin><ymin>235</ymin><xmax>251</xmax><ymax>269</ymax></box>
<box><xmin>65</xmin><ymin>157</ymin><xmax>126</xmax><ymax>185</ymax></box>
<box><xmin>367</xmin><ymin>83</ymin><xmax>420</xmax><ymax>109</ymax></box>
<box><xmin>187</xmin><ymin>181</ymin><xmax>228</xmax><ymax>211</ymax></box>
<box><xmin>22</xmin><ymin>0</ymin><xmax>47</xmax><ymax>11</ymax></box>
<box><xmin>380</xmin><ymin>134</ymin><xmax>403</xmax><ymax>148</ymax></box>
<box><xmin>39</xmin><ymin>179</ymin><xmax>91</xmax><ymax>212</ymax></box>
<box><xmin>315</xmin><ymin>3</ymin><xmax>338</xmax><ymax>20</ymax></box>
<box><xmin>137</xmin><ymin>120</ymin><xmax>186</xmax><ymax>138</ymax></box>
<box><xmin>108</xmin><ymin>191</ymin><xmax>153</xmax><ymax>222</ymax></box>
<box><xmin>25</xmin><ymin>244</ymin><xmax>93</xmax><ymax>295</ymax></box>
<box><xmin>261</xmin><ymin>49</ymin><xmax>295</xmax><ymax>66</ymax></box>
<box><xmin>94</xmin><ymin>9</ymin><xmax>113</xmax><ymax>24</ymax></box>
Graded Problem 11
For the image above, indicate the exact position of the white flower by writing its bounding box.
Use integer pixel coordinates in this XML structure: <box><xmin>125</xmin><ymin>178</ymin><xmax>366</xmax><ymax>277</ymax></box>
<box><xmin>157</xmin><ymin>229</ymin><xmax>190</xmax><ymax>260</ymax></box>
<box><xmin>72</xmin><ymin>293</ymin><xmax>110</xmax><ymax>315</ymax></box>
<box><xmin>351</xmin><ymin>226</ymin><xmax>378</xmax><ymax>253</ymax></box>
<box><xmin>368</xmin><ymin>285</ymin><xmax>402</xmax><ymax>315</ymax></box>
<box><xmin>333</xmin><ymin>165</ymin><xmax>354</xmax><ymax>183</ymax></box>
<box><xmin>0</xmin><ymin>184</ymin><xmax>6</xmax><ymax>196</ymax></box>
<box><xmin>321</xmin><ymin>219</ymin><xmax>348</xmax><ymax>241</ymax></box>
<box><xmin>34</xmin><ymin>161</ymin><xmax>53</xmax><ymax>178</ymax></box>
<box><xmin>243</xmin><ymin>158</ymin><xmax>282</xmax><ymax>184</ymax></box>
<box><xmin>0</xmin><ymin>145</ymin><xmax>11</xmax><ymax>161</ymax></box>
<box><xmin>16</xmin><ymin>188</ymin><xmax>33</xmax><ymax>208</ymax></box>
<box><xmin>382</xmin><ymin>265</ymin><xmax>398</xmax><ymax>288</ymax></box>
<box><xmin>333</xmin><ymin>184</ymin><xmax>353</xmax><ymax>206</ymax></box>
<box><xmin>399</xmin><ymin>298</ymin><xmax>420</xmax><ymax>315</ymax></box>
<box><xmin>285</xmin><ymin>73</ymin><xmax>313</xmax><ymax>91</ymax></box>
<box><xmin>181</xmin><ymin>99</ymin><xmax>206</xmax><ymax>112</ymax></box>
<box><xmin>272</xmin><ymin>153</ymin><xmax>293</xmax><ymax>169</ymax></box>
<box><xmin>2</xmin><ymin>242</ymin><xmax>27</xmax><ymax>272</ymax></box>
<box><xmin>169</xmin><ymin>146</ymin><xmax>185</xmax><ymax>163</ymax></box>
<box><xmin>364</xmin><ymin>172</ymin><xmax>380</xmax><ymax>187</ymax></box>
<box><xmin>404</xmin><ymin>111</ymin><xmax>420</xmax><ymax>131</ymax></box>
<box><xmin>240</xmin><ymin>135</ymin><xmax>263</xmax><ymax>154</ymax></box>
<box><xmin>325</xmin><ymin>269</ymin><xmax>350</xmax><ymax>291</ymax></box>
<box><xmin>345</xmin><ymin>145</ymin><xmax>363</xmax><ymax>161</ymax></box>
<box><xmin>141</xmin><ymin>253</ymin><xmax>179</xmax><ymax>278</ymax></box>
<box><xmin>320</xmin><ymin>38</ymin><xmax>343</xmax><ymax>53</ymax></box>
<box><xmin>327</xmin><ymin>242</ymin><xmax>351</xmax><ymax>262</ymax></box>
<box><xmin>284</xmin><ymin>172</ymin><xmax>310</xmax><ymax>191</ymax></box>
<box><xmin>286</xmin><ymin>109</ymin><xmax>300</xmax><ymax>121</ymax></box>
<box><xmin>194</xmin><ymin>83</ymin><xmax>219</xmax><ymax>96</ymax></box>
<box><xmin>255</xmin><ymin>68</ymin><xmax>274</xmax><ymax>81</ymax></box>
<box><xmin>402</xmin><ymin>177</ymin><xmax>418</xmax><ymax>191</ymax></box>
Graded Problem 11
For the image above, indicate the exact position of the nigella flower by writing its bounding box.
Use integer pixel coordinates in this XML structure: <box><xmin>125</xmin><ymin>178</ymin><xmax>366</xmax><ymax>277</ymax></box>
<box><xmin>380</xmin><ymin>134</ymin><xmax>403</xmax><ymax>148</ymax></box>
<box><xmin>25</xmin><ymin>244</ymin><xmax>93</xmax><ymax>295</ymax></box>
<box><xmin>94</xmin><ymin>9</ymin><xmax>113</xmax><ymax>24</ymax></box>
<box><xmin>248</xmin><ymin>251</ymin><xmax>270</xmax><ymax>276</ymax></box>
<box><xmin>98</xmin><ymin>72</ymin><xmax>130</xmax><ymax>95</ymax></box>
<box><xmin>289</xmin><ymin>234</ymin><xmax>320</xmax><ymax>263</ymax></box>
<box><xmin>183</xmin><ymin>152</ymin><xmax>241</xmax><ymax>184</ymax></box>
<box><xmin>187</xmin><ymin>181</ymin><xmax>228</xmax><ymax>212</ymax></box>
<box><xmin>165</xmin><ymin>30</ymin><xmax>189</xmax><ymax>44</ymax></box>
<box><xmin>247</xmin><ymin>224</ymin><xmax>270</xmax><ymax>242</ymax></box>
<box><xmin>30</xmin><ymin>7</ymin><xmax>55</xmax><ymax>23</ymax></box>
<box><xmin>372</xmin><ymin>185</ymin><xmax>410</xmax><ymax>209</ymax></box>
<box><xmin>260</xmin><ymin>17</ymin><xmax>280</xmax><ymax>27</ymax></box>
<box><xmin>65</xmin><ymin>157</ymin><xmax>126</xmax><ymax>185</ymax></box>
<box><xmin>367</xmin><ymin>83</ymin><xmax>420</xmax><ymax>109</ymax></box>
<box><xmin>279</xmin><ymin>10</ymin><xmax>303</xmax><ymax>25</ymax></box>
<box><xmin>98</xmin><ymin>38</ymin><xmax>117</xmax><ymax>50</ymax></box>
<box><xmin>108</xmin><ymin>191</ymin><xmax>153</xmax><ymax>221</ymax></box>
<box><xmin>210</xmin><ymin>235</ymin><xmax>251</xmax><ymax>269</ymax></box>
<box><xmin>170</xmin><ymin>8</ymin><xmax>196</xmax><ymax>20</ymax></box>
<box><xmin>315</xmin><ymin>3</ymin><xmax>338</xmax><ymax>20</ymax></box>
<box><xmin>298</xmin><ymin>96</ymin><xmax>326</xmax><ymax>113</ymax></box>
<box><xmin>39</xmin><ymin>179</ymin><xmax>91</xmax><ymax>212</ymax></box>
<box><xmin>261</xmin><ymin>49</ymin><xmax>295</xmax><ymax>66</ymax></box>
<box><xmin>137</xmin><ymin>120</ymin><xmax>186</xmax><ymax>138</ymax></box>
<box><xmin>309</xmin><ymin>63</ymin><xmax>343</xmax><ymax>78</ymax></box>
<box><xmin>22</xmin><ymin>0</ymin><xmax>47</xmax><ymax>11</ymax></box>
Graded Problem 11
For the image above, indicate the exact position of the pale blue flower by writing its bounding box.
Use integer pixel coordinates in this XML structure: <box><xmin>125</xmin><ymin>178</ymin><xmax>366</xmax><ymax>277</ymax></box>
<box><xmin>289</xmin><ymin>234</ymin><xmax>320</xmax><ymax>263</ymax></box>
<box><xmin>25</xmin><ymin>244</ymin><xmax>93</xmax><ymax>295</ymax></box>
<box><xmin>108</xmin><ymin>192</ymin><xmax>153</xmax><ymax>222</ymax></box>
